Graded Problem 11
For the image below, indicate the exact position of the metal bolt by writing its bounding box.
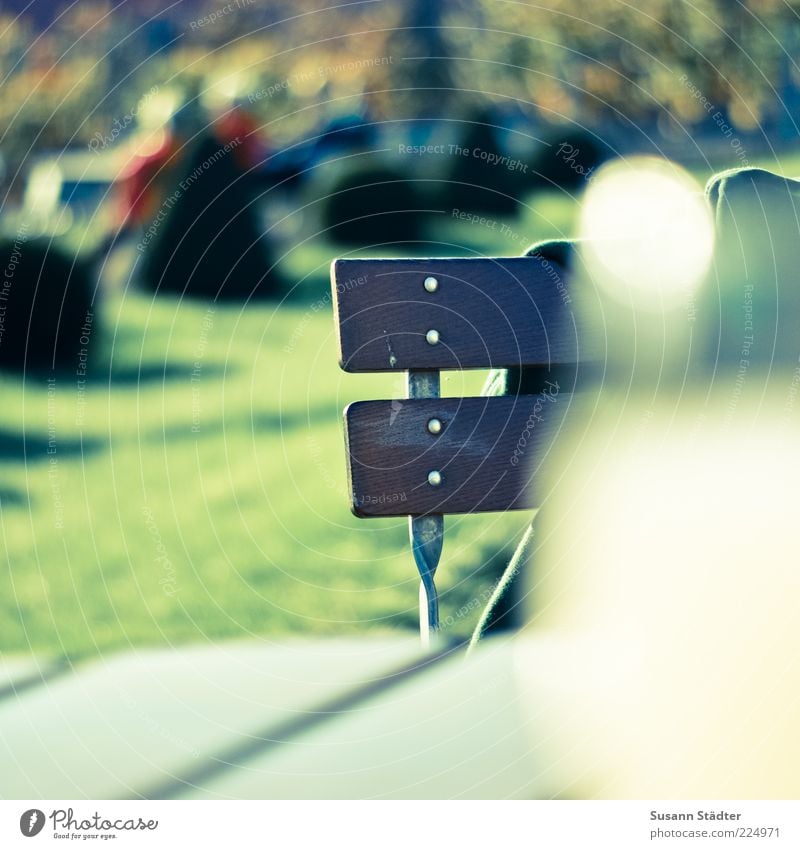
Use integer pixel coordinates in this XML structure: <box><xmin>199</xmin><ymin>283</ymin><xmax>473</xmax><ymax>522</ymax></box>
<box><xmin>426</xmin><ymin>329</ymin><xmax>440</xmax><ymax>345</ymax></box>
<box><xmin>423</xmin><ymin>276</ymin><xmax>438</xmax><ymax>293</ymax></box>
<box><xmin>427</xmin><ymin>417</ymin><xmax>442</xmax><ymax>435</ymax></box>
<box><xmin>427</xmin><ymin>470</ymin><xmax>443</xmax><ymax>487</ymax></box>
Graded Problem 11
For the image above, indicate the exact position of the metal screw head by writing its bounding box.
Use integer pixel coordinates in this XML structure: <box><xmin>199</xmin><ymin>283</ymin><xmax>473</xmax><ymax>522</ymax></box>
<box><xmin>427</xmin><ymin>417</ymin><xmax>443</xmax><ymax>435</ymax></box>
<box><xmin>425</xmin><ymin>329</ymin><xmax>440</xmax><ymax>345</ymax></box>
<box><xmin>423</xmin><ymin>276</ymin><xmax>439</xmax><ymax>293</ymax></box>
<box><xmin>427</xmin><ymin>470</ymin><xmax>443</xmax><ymax>486</ymax></box>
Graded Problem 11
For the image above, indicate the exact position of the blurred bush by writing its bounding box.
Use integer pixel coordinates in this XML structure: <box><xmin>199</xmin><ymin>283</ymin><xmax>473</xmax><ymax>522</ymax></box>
<box><xmin>0</xmin><ymin>235</ymin><xmax>96</xmax><ymax>373</ymax></box>
<box><xmin>443</xmin><ymin>113</ymin><xmax>521</xmax><ymax>215</ymax></box>
<box><xmin>322</xmin><ymin>165</ymin><xmax>422</xmax><ymax>245</ymax></box>
<box><xmin>529</xmin><ymin>130</ymin><xmax>610</xmax><ymax>192</ymax></box>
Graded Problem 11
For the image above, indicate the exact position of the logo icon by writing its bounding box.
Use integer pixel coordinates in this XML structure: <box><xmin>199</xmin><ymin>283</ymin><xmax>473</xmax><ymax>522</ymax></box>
<box><xmin>19</xmin><ymin>809</ymin><xmax>45</xmax><ymax>837</ymax></box>
<box><xmin>389</xmin><ymin>399</ymin><xmax>403</xmax><ymax>426</ymax></box>
<box><xmin>389</xmin><ymin>375</ymin><xmax>405</xmax><ymax>426</ymax></box>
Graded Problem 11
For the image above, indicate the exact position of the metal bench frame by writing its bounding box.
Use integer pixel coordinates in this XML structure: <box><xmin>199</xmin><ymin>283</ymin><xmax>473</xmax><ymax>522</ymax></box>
<box><xmin>331</xmin><ymin>255</ymin><xmax>578</xmax><ymax>643</ymax></box>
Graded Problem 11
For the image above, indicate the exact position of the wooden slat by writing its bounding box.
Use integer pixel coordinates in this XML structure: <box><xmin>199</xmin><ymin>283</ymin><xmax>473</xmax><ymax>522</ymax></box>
<box><xmin>344</xmin><ymin>390</ymin><xmax>572</xmax><ymax>517</ymax></box>
<box><xmin>331</xmin><ymin>257</ymin><xmax>577</xmax><ymax>372</ymax></box>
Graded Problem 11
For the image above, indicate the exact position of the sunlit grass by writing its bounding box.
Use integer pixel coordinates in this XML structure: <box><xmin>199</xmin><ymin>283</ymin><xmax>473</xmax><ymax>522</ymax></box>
<box><xmin>5</xmin><ymin>150</ymin><xmax>789</xmax><ymax>659</ymax></box>
<box><xmin>0</xmin><ymin>253</ymin><xmax>528</xmax><ymax>658</ymax></box>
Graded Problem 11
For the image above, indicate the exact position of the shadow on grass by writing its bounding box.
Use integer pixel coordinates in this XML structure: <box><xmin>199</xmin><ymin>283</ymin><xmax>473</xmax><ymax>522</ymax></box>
<box><xmin>86</xmin><ymin>363</ymin><xmax>233</xmax><ymax>386</ymax></box>
<box><xmin>0</xmin><ymin>428</ymin><xmax>105</xmax><ymax>463</ymax></box>
<box><xmin>2</xmin><ymin>362</ymin><xmax>234</xmax><ymax>388</ymax></box>
<box><xmin>0</xmin><ymin>486</ymin><xmax>29</xmax><ymax>508</ymax></box>
<box><xmin>150</xmin><ymin>404</ymin><xmax>339</xmax><ymax>443</ymax></box>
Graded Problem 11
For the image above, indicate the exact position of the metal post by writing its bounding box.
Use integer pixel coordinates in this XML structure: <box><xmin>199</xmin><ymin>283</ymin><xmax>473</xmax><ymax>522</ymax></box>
<box><xmin>407</xmin><ymin>369</ymin><xmax>444</xmax><ymax>646</ymax></box>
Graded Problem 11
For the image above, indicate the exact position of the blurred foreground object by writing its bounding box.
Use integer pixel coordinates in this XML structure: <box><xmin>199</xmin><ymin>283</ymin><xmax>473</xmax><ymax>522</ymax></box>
<box><xmin>520</xmin><ymin>161</ymin><xmax>800</xmax><ymax>798</ymax></box>
<box><xmin>705</xmin><ymin>167</ymin><xmax>800</xmax><ymax>369</ymax></box>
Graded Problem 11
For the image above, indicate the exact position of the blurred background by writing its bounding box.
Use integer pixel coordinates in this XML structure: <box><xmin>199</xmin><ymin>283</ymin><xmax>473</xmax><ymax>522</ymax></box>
<box><xmin>1</xmin><ymin>0</ymin><xmax>799</xmax><ymax>658</ymax></box>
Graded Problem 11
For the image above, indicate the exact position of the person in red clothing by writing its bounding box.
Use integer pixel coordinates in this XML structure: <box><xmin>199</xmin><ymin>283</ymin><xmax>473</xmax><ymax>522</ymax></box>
<box><xmin>211</xmin><ymin>100</ymin><xmax>269</xmax><ymax>172</ymax></box>
<box><xmin>116</xmin><ymin>129</ymin><xmax>183</xmax><ymax>232</ymax></box>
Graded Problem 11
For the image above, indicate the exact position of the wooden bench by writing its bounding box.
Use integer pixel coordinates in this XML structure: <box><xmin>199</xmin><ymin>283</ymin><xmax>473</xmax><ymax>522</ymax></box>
<box><xmin>331</xmin><ymin>255</ymin><xmax>581</xmax><ymax>640</ymax></box>
<box><xmin>5</xmin><ymin>167</ymin><xmax>799</xmax><ymax>801</ymax></box>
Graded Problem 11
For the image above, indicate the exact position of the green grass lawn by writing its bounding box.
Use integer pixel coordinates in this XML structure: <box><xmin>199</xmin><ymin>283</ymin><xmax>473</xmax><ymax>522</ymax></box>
<box><xmin>4</xmin><ymin>148</ymin><xmax>795</xmax><ymax>659</ymax></box>
<box><xmin>0</xmin><ymin>223</ymin><xmax>545</xmax><ymax>658</ymax></box>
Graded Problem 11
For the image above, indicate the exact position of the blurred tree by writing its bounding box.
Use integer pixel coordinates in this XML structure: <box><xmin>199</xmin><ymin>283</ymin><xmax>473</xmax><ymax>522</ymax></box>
<box><xmin>322</xmin><ymin>163</ymin><xmax>422</xmax><ymax>245</ymax></box>
<box><xmin>444</xmin><ymin>109</ymin><xmax>520</xmax><ymax>213</ymax></box>
<box><xmin>2</xmin><ymin>0</ymin><xmax>800</xmax><ymax>201</ymax></box>
<box><xmin>390</xmin><ymin>0</ymin><xmax>455</xmax><ymax>118</ymax></box>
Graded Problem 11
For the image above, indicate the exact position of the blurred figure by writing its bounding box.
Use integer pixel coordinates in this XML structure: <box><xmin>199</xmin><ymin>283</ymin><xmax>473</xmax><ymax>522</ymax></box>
<box><xmin>116</xmin><ymin>86</ymin><xmax>198</xmax><ymax>234</ymax></box>
<box><xmin>138</xmin><ymin>130</ymin><xmax>281</xmax><ymax>299</ymax></box>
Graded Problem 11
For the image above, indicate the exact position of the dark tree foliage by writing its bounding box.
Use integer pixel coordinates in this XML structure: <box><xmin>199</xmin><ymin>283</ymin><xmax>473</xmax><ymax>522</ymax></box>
<box><xmin>0</xmin><ymin>236</ymin><xmax>95</xmax><ymax>373</ymax></box>
<box><xmin>323</xmin><ymin>166</ymin><xmax>422</xmax><ymax>245</ymax></box>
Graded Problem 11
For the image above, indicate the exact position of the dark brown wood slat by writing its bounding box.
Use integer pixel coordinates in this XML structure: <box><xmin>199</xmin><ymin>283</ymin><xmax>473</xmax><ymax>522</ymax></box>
<box><xmin>344</xmin><ymin>389</ymin><xmax>572</xmax><ymax>517</ymax></box>
<box><xmin>331</xmin><ymin>257</ymin><xmax>577</xmax><ymax>372</ymax></box>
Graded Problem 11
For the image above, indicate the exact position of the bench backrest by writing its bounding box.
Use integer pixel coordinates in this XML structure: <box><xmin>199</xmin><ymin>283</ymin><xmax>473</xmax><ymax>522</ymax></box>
<box><xmin>331</xmin><ymin>256</ymin><xmax>579</xmax><ymax>518</ymax></box>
